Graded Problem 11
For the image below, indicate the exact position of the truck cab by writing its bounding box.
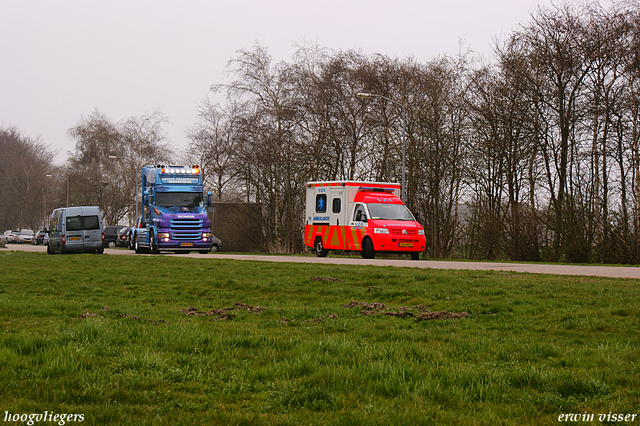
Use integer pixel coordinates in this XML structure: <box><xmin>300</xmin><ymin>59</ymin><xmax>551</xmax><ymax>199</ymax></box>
<box><xmin>131</xmin><ymin>165</ymin><xmax>213</xmax><ymax>254</ymax></box>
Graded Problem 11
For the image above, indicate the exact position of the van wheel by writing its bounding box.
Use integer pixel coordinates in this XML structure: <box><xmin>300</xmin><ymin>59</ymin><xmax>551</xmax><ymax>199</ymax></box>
<box><xmin>59</xmin><ymin>243</ymin><xmax>66</xmax><ymax>254</ymax></box>
<box><xmin>96</xmin><ymin>249</ymin><xmax>104</xmax><ymax>254</ymax></box>
<box><xmin>315</xmin><ymin>237</ymin><xmax>328</xmax><ymax>257</ymax></box>
<box><xmin>362</xmin><ymin>238</ymin><xmax>375</xmax><ymax>259</ymax></box>
<box><xmin>47</xmin><ymin>243</ymin><xmax>54</xmax><ymax>255</ymax></box>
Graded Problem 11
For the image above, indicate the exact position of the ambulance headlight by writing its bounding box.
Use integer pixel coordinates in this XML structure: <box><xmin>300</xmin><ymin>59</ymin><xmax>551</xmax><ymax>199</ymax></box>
<box><xmin>374</xmin><ymin>228</ymin><xmax>389</xmax><ymax>234</ymax></box>
<box><xmin>418</xmin><ymin>229</ymin><xmax>425</xmax><ymax>236</ymax></box>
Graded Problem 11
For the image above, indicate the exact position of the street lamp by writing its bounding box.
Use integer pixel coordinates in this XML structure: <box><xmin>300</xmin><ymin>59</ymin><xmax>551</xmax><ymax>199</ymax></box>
<box><xmin>109</xmin><ymin>155</ymin><xmax>138</xmax><ymax>220</ymax></box>
<box><xmin>357</xmin><ymin>92</ymin><xmax>407</xmax><ymax>202</ymax></box>
<box><xmin>46</xmin><ymin>174</ymin><xmax>69</xmax><ymax>208</ymax></box>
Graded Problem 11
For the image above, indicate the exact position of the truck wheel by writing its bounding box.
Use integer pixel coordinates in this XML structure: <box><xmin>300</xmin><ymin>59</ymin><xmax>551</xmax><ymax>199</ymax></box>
<box><xmin>315</xmin><ymin>237</ymin><xmax>328</xmax><ymax>257</ymax></box>
<box><xmin>134</xmin><ymin>236</ymin><xmax>143</xmax><ymax>254</ymax></box>
<box><xmin>149</xmin><ymin>234</ymin><xmax>159</xmax><ymax>254</ymax></box>
<box><xmin>362</xmin><ymin>238</ymin><xmax>375</xmax><ymax>259</ymax></box>
<box><xmin>411</xmin><ymin>252</ymin><xmax>420</xmax><ymax>260</ymax></box>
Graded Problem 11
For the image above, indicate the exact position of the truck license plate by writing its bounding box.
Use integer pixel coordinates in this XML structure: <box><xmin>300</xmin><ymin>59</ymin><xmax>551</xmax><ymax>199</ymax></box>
<box><xmin>399</xmin><ymin>242</ymin><xmax>413</xmax><ymax>247</ymax></box>
<box><xmin>69</xmin><ymin>236</ymin><xmax>81</xmax><ymax>241</ymax></box>
<box><xmin>181</xmin><ymin>242</ymin><xmax>193</xmax><ymax>247</ymax></box>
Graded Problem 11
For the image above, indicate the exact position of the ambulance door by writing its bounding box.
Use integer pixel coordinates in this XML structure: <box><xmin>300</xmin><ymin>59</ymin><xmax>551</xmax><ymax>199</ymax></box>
<box><xmin>329</xmin><ymin>188</ymin><xmax>346</xmax><ymax>227</ymax></box>
<box><xmin>325</xmin><ymin>188</ymin><xmax>346</xmax><ymax>250</ymax></box>
<box><xmin>347</xmin><ymin>203</ymin><xmax>368</xmax><ymax>251</ymax></box>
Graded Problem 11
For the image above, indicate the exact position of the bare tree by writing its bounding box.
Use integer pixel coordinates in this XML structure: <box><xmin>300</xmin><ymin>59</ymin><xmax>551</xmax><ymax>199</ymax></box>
<box><xmin>0</xmin><ymin>127</ymin><xmax>54</xmax><ymax>231</ymax></box>
<box><xmin>185</xmin><ymin>100</ymin><xmax>241</xmax><ymax>201</ymax></box>
<box><xmin>67</xmin><ymin>109</ymin><xmax>172</xmax><ymax>225</ymax></box>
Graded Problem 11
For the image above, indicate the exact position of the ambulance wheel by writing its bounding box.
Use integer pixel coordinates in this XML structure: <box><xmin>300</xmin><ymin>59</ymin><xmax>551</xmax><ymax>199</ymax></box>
<box><xmin>411</xmin><ymin>252</ymin><xmax>420</xmax><ymax>260</ymax></box>
<box><xmin>314</xmin><ymin>237</ymin><xmax>328</xmax><ymax>257</ymax></box>
<box><xmin>362</xmin><ymin>238</ymin><xmax>375</xmax><ymax>259</ymax></box>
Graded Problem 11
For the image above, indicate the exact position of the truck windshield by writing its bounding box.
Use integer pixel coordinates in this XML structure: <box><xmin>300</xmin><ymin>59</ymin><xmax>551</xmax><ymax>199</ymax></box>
<box><xmin>367</xmin><ymin>203</ymin><xmax>415</xmax><ymax>221</ymax></box>
<box><xmin>156</xmin><ymin>192</ymin><xmax>203</xmax><ymax>208</ymax></box>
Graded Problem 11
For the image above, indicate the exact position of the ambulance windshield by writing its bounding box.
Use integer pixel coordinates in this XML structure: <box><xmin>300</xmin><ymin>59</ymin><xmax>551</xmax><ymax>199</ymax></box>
<box><xmin>367</xmin><ymin>203</ymin><xmax>415</xmax><ymax>221</ymax></box>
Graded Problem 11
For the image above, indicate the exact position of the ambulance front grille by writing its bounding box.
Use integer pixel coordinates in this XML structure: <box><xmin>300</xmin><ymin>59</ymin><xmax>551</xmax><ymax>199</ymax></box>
<box><xmin>390</xmin><ymin>229</ymin><xmax>417</xmax><ymax>235</ymax></box>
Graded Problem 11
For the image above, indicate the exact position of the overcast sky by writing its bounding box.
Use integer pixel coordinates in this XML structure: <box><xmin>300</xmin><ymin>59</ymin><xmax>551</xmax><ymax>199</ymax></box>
<box><xmin>0</xmin><ymin>0</ymin><xmax>555</xmax><ymax>164</ymax></box>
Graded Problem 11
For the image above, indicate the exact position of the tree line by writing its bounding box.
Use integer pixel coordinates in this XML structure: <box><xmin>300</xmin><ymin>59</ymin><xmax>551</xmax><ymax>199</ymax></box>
<box><xmin>190</xmin><ymin>1</ymin><xmax>640</xmax><ymax>263</ymax></box>
<box><xmin>3</xmin><ymin>1</ymin><xmax>640</xmax><ymax>263</ymax></box>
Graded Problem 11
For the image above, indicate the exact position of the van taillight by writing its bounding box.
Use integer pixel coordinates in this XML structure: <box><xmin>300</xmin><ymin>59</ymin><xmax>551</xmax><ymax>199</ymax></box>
<box><xmin>62</xmin><ymin>235</ymin><xmax>65</xmax><ymax>244</ymax></box>
<box><xmin>101</xmin><ymin>232</ymin><xmax>104</xmax><ymax>242</ymax></box>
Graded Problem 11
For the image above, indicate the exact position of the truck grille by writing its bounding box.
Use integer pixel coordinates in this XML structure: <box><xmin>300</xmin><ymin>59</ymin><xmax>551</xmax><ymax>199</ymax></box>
<box><xmin>170</xmin><ymin>218</ymin><xmax>203</xmax><ymax>240</ymax></box>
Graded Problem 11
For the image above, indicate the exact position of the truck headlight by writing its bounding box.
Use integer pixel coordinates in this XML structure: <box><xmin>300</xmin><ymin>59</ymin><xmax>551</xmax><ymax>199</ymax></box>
<box><xmin>418</xmin><ymin>229</ymin><xmax>425</xmax><ymax>236</ymax></box>
<box><xmin>158</xmin><ymin>232</ymin><xmax>170</xmax><ymax>238</ymax></box>
<box><xmin>202</xmin><ymin>232</ymin><xmax>212</xmax><ymax>240</ymax></box>
<box><xmin>374</xmin><ymin>228</ymin><xmax>389</xmax><ymax>234</ymax></box>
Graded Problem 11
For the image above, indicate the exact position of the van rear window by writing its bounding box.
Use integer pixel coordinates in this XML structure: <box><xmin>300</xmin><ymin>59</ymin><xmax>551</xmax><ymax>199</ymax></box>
<box><xmin>66</xmin><ymin>215</ymin><xmax>100</xmax><ymax>231</ymax></box>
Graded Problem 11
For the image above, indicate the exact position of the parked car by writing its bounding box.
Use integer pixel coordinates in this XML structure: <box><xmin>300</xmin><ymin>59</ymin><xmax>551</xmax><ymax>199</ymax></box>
<box><xmin>0</xmin><ymin>230</ymin><xmax>14</xmax><ymax>243</ymax></box>
<box><xmin>1</xmin><ymin>230</ymin><xmax>19</xmax><ymax>244</ymax></box>
<box><xmin>32</xmin><ymin>230</ymin><xmax>49</xmax><ymax>245</ymax></box>
<box><xmin>116</xmin><ymin>226</ymin><xmax>131</xmax><ymax>247</ymax></box>
<box><xmin>209</xmin><ymin>234</ymin><xmax>222</xmax><ymax>252</ymax></box>
<box><xmin>17</xmin><ymin>229</ymin><xmax>35</xmax><ymax>244</ymax></box>
<box><xmin>103</xmin><ymin>225</ymin><xmax>126</xmax><ymax>249</ymax></box>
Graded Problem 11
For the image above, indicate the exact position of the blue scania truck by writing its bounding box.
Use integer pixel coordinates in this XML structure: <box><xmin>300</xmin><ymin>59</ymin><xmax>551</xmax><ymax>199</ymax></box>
<box><xmin>130</xmin><ymin>165</ymin><xmax>213</xmax><ymax>254</ymax></box>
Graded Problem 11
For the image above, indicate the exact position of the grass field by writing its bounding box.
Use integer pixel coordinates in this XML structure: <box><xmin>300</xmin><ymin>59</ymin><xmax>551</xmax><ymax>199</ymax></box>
<box><xmin>0</xmin><ymin>250</ymin><xmax>639</xmax><ymax>425</ymax></box>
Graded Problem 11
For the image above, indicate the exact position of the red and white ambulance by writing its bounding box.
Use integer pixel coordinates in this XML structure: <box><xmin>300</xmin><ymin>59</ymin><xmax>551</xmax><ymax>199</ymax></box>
<box><xmin>304</xmin><ymin>181</ymin><xmax>426</xmax><ymax>259</ymax></box>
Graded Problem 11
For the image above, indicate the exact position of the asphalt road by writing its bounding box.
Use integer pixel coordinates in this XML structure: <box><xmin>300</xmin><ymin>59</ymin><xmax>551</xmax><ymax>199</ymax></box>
<box><xmin>5</xmin><ymin>243</ymin><xmax>640</xmax><ymax>279</ymax></box>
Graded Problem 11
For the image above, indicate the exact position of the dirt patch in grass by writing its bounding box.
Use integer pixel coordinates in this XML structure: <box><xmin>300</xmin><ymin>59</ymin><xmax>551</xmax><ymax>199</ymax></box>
<box><xmin>77</xmin><ymin>310</ymin><xmax>104</xmax><ymax>319</ymax></box>
<box><xmin>341</xmin><ymin>300</ymin><xmax>469</xmax><ymax>322</ymax></box>
<box><xmin>178</xmin><ymin>302</ymin><xmax>267</xmax><ymax>321</ymax></box>
<box><xmin>310</xmin><ymin>276</ymin><xmax>344</xmax><ymax>283</ymax></box>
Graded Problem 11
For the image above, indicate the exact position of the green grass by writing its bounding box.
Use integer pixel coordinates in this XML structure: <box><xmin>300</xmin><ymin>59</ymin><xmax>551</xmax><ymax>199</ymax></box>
<box><xmin>0</xmin><ymin>251</ymin><xmax>639</xmax><ymax>425</ymax></box>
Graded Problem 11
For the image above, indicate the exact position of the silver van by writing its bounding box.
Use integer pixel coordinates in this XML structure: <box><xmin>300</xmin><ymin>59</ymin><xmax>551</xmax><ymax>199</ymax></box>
<box><xmin>47</xmin><ymin>206</ymin><xmax>104</xmax><ymax>254</ymax></box>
